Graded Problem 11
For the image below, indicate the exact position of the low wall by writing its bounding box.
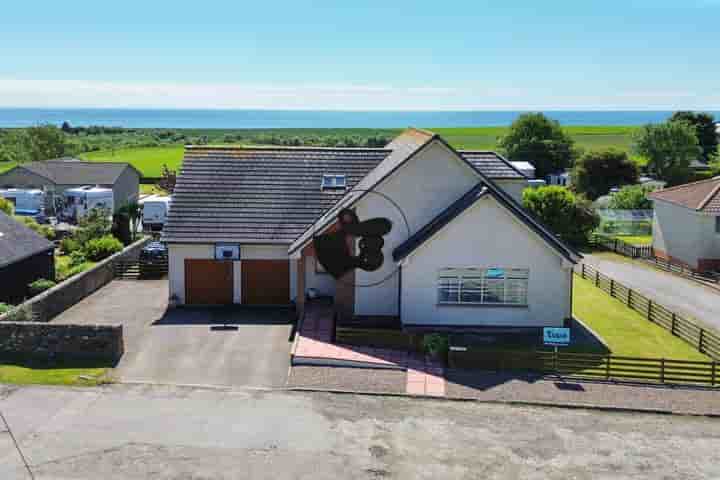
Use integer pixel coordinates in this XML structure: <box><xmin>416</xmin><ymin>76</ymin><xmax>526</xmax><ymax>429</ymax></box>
<box><xmin>0</xmin><ymin>236</ymin><xmax>150</xmax><ymax>323</ymax></box>
<box><xmin>0</xmin><ymin>322</ymin><xmax>124</xmax><ymax>362</ymax></box>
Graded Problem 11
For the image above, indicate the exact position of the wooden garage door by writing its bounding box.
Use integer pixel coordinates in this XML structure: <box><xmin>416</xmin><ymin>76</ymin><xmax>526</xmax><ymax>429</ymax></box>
<box><xmin>185</xmin><ymin>259</ymin><xmax>233</xmax><ymax>305</ymax></box>
<box><xmin>241</xmin><ymin>260</ymin><xmax>290</xmax><ymax>305</ymax></box>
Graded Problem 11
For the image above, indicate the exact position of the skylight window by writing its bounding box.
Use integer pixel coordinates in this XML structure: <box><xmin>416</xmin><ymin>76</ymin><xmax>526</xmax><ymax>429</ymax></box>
<box><xmin>321</xmin><ymin>174</ymin><xmax>347</xmax><ymax>191</ymax></box>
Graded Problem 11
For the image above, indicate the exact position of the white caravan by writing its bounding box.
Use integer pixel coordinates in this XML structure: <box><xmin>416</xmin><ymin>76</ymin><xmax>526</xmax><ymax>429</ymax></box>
<box><xmin>62</xmin><ymin>186</ymin><xmax>114</xmax><ymax>223</ymax></box>
<box><xmin>0</xmin><ymin>188</ymin><xmax>45</xmax><ymax>216</ymax></box>
<box><xmin>140</xmin><ymin>195</ymin><xmax>172</xmax><ymax>231</ymax></box>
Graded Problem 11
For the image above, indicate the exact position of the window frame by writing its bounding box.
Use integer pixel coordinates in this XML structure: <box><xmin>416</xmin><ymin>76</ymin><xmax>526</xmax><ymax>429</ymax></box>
<box><xmin>321</xmin><ymin>174</ymin><xmax>347</xmax><ymax>191</ymax></box>
<box><xmin>437</xmin><ymin>267</ymin><xmax>529</xmax><ymax>307</ymax></box>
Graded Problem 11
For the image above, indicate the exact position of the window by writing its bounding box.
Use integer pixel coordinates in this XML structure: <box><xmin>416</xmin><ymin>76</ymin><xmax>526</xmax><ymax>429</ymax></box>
<box><xmin>321</xmin><ymin>174</ymin><xmax>347</xmax><ymax>191</ymax></box>
<box><xmin>437</xmin><ymin>268</ymin><xmax>529</xmax><ymax>306</ymax></box>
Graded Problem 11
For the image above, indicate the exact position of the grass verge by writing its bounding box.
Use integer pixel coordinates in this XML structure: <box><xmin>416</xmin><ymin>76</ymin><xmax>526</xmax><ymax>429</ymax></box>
<box><xmin>572</xmin><ymin>275</ymin><xmax>710</xmax><ymax>360</ymax></box>
<box><xmin>0</xmin><ymin>357</ymin><xmax>110</xmax><ymax>386</ymax></box>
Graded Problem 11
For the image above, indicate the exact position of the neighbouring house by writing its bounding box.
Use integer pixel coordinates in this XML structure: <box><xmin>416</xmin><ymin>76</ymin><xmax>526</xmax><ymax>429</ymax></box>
<box><xmin>163</xmin><ymin>128</ymin><xmax>580</xmax><ymax>332</ymax></box>
<box><xmin>649</xmin><ymin>177</ymin><xmax>720</xmax><ymax>273</ymax></box>
<box><xmin>0</xmin><ymin>159</ymin><xmax>141</xmax><ymax>215</ymax></box>
<box><xmin>0</xmin><ymin>211</ymin><xmax>55</xmax><ymax>303</ymax></box>
<box><xmin>510</xmin><ymin>161</ymin><xmax>536</xmax><ymax>179</ymax></box>
<box><xmin>546</xmin><ymin>170</ymin><xmax>571</xmax><ymax>187</ymax></box>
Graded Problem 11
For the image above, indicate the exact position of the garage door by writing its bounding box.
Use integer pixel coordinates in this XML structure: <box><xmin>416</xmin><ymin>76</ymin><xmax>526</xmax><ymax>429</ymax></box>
<box><xmin>241</xmin><ymin>260</ymin><xmax>290</xmax><ymax>305</ymax></box>
<box><xmin>185</xmin><ymin>259</ymin><xmax>233</xmax><ymax>305</ymax></box>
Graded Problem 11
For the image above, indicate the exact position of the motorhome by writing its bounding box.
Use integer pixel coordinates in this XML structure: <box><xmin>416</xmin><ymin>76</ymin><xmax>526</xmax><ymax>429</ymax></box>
<box><xmin>140</xmin><ymin>195</ymin><xmax>172</xmax><ymax>232</ymax></box>
<box><xmin>61</xmin><ymin>186</ymin><xmax>114</xmax><ymax>223</ymax></box>
<box><xmin>0</xmin><ymin>188</ymin><xmax>45</xmax><ymax>216</ymax></box>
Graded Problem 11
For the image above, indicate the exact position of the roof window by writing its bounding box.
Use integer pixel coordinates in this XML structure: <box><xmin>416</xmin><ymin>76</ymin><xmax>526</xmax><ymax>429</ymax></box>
<box><xmin>321</xmin><ymin>174</ymin><xmax>347</xmax><ymax>191</ymax></box>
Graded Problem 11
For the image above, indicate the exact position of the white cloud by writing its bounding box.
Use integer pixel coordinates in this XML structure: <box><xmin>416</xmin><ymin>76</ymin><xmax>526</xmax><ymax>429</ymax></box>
<box><xmin>0</xmin><ymin>78</ymin><xmax>717</xmax><ymax>111</ymax></box>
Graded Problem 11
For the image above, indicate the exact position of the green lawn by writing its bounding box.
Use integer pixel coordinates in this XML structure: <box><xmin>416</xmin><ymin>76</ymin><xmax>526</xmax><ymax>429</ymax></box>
<box><xmin>572</xmin><ymin>275</ymin><xmax>709</xmax><ymax>360</ymax></box>
<box><xmin>140</xmin><ymin>183</ymin><xmax>169</xmax><ymax>195</ymax></box>
<box><xmin>0</xmin><ymin>359</ymin><xmax>109</xmax><ymax>386</ymax></box>
<box><xmin>614</xmin><ymin>235</ymin><xmax>653</xmax><ymax>246</ymax></box>
<box><xmin>81</xmin><ymin>145</ymin><xmax>185</xmax><ymax>177</ymax></box>
<box><xmin>0</xmin><ymin>160</ymin><xmax>17</xmax><ymax>173</ymax></box>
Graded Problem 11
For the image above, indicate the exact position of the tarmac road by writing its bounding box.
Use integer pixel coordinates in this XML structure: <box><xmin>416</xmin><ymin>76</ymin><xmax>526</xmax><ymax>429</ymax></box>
<box><xmin>1</xmin><ymin>384</ymin><xmax>718</xmax><ymax>479</ymax></box>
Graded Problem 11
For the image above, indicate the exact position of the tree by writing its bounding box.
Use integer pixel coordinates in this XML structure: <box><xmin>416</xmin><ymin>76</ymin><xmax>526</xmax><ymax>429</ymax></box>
<box><xmin>670</xmin><ymin>111</ymin><xmax>718</xmax><ymax>161</ymax></box>
<box><xmin>74</xmin><ymin>208</ymin><xmax>112</xmax><ymax>246</ymax></box>
<box><xmin>16</xmin><ymin>124</ymin><xmax>71</xmax><ymax>162</ymax></box>
<box><xmin>608</xmin><ymin>184</ymin><xmax>657</xmax><ymax>210</ymax></box>
<box><xmin>522</xmin><ymin>186</ymin><xmax>599</xmax><ymax>246</ymax></box>
<box><xmin>632</xmin><ymin>122</ymin><xmax>701</xmax><ymax>186</ymax></box>
<box><xmin>157</xmin><ymin>164</ymin><xmax>176</xmax><ymax>193</ymax></box>
<box><xmin>499</xmin><ymin>113</ymin><xmax>576</xmax><ymax>179</ymax></box>
<box><xmin>117</xmin><ymin>201</ymin><xmax>142</xmax><ymax>242</ymax></box>
<box><xmin>0</xmin><ymin>198</ymin><xmax>13</xmax><ymax>215</ymax></box>
<box><xmin>572</xmin><ymin>149</ymin><xmax>639</xmax><ymax>200</ymax></box>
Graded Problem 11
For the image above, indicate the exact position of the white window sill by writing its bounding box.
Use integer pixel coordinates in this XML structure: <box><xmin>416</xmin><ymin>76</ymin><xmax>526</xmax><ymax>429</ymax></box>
<box><xmin>437</xmin><ymin>302</ymin><xmax>529</xmax><ymax>309</ymax></box>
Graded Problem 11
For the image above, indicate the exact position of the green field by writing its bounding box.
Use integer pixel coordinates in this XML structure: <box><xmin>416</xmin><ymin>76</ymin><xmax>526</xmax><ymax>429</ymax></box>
<box><xmin>572</xmin><ymin>275</ymin><xmax>709</xmax><ymax>360</ymax></box>
<box><xmin>74</xmin><ymin>126</ymin><xmax>638</xmax><ymax>177</ymax></box>
<box><xmin>0</xmin><ymin>358</ymin><xmax>108</xmax><ymax>386</ymax></box>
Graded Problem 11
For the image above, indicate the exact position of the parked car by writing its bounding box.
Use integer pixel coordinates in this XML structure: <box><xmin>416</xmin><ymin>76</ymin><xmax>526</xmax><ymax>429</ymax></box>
<box><xmin>139</xmin><ymin>241</ymin><xmax>168</xmax><ymax>265</ymax></box>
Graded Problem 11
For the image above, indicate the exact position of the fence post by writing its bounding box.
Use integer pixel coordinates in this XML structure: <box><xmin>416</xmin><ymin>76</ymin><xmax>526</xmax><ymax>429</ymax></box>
<box><xmin>595</xmin><ymin>271</ymin><xmax>600</xmax><ymax>287</ymax></box>
<box><xmin>713</xmin><ymin>362</ymin><xmax>717</xmax><ymax>387</ymax></box>
<box><xmin>648</xmin><ymin>300</ymin><xmax>653</xmax><ymax>321</ymax></box>
<box><xmin>660</xmin><ymin>358</ymin><xmax>665</xmax><ymax>384</ymax></box>
<box><xmin>627</xmin><ymin>289</ymin><xmax>633</xmax><ymax>307</ymax></box>
<box><xmin>581</xmin><ymin>263</ymin><xmax>586</xmax><ymax>279</ymax></box>
<box><xmin>699</xmin><ymin>329</ymin><xmax>704</xmax><ymax>353</ymax></box>
<box><xmin>671</xmin><ymin>313</ymin><xmax>676</xmax><ymax>335</ymax></box>
<box><xmin>605</xmin><ymin>356</ymin><xmax>611</xmax><ymax>381</ymax></box>
<box><xmin>610</xmin><ymin>279</ymin><xmax>615</xmax><ymax>298</ymax></box>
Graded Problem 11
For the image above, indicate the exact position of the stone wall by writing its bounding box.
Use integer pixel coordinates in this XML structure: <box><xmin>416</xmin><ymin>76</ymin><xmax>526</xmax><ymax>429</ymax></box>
<box><xmin>0</xmin><ymin>322</ymin><xmax>123</xmax><ymax>362</ymax></box>
<box><xmin>0</xmin><ymin>237</ymin><xmax>150</xmax><ymax>323</ymax></box>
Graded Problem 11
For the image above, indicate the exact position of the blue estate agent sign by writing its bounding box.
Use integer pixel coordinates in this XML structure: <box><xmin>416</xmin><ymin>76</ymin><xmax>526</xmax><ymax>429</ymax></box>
<box><xmin>543</xmin><ymin>327</ymin><xmax>570</xmax><ymax>346</ymax></box>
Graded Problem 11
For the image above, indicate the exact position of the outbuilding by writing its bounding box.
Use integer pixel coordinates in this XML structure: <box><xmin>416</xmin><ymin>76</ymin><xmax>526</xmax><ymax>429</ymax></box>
<box><xmin>0</xmin><ymin>211</ymin><xmax>55</xmax><ymax>303</ymax></box>
<box><xmin>0</xmin><ymin>158</ymin><xmax>140</xmax><ymax>215</ymax></box>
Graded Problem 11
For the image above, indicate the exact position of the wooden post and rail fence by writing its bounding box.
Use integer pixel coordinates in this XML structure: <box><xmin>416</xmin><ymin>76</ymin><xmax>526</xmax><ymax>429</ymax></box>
<box><xmin>448</xmin><ymin>262</ymin><xmax>719</xmax><ymax>387</ymax></box>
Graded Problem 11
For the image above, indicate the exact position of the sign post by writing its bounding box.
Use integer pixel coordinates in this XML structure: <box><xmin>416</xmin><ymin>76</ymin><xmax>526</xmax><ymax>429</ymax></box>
<box><xmin>543</xmin><ymin>327</ymin><xmax>571</xmax><ymax>373</ymax></box>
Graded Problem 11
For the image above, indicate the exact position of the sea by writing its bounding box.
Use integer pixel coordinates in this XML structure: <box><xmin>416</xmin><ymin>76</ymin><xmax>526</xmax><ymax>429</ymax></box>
<box><xmin>0</xmin><ymin>108</ymin><xmax>718</xmax><ymax>129</ymax></box>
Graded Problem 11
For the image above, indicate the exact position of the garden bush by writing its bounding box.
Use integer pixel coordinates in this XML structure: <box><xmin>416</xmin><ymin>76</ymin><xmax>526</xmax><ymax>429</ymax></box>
<box><xmin>28</xmin><ymin>278</ymin><xmax>57</xmax><ymax>296</ymax></box>
<box><xmin>423</xmin><ymin>334</ymin><xmax>449</xmax><ymax>360</ymax></box>
<box><xmin>59</xmin><ymin>236</ymin><xmax>81</xmax><ymax>255</ymax></box>
<box><xmin>69</xmin><ymin>250</ymin><xmax>88</xmax><ymax>267</ymax></box>
<box><xmin>0</xmin><ymin>303</ymin><xmax>12</xmax><ymax>315</ymax></box>
<box><xmin>5</xmin><ymin>304</ymin><xmax>33</xmax><ymax>322</ymax></box>
<box><xmin>84</xmin><ymin>235</ymin><xmax>123</xmax><ymax>261</ymax></box>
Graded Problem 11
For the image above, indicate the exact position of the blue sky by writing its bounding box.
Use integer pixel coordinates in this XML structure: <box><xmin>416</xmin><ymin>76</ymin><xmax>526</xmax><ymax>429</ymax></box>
<box><xmin>0</xmin><ymin>0</ymin><xmax>718</xmax><ymax>110</ymax></box>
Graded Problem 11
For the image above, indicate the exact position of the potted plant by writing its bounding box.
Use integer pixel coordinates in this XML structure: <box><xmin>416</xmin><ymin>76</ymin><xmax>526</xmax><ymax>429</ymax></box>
<box><xmin>423</xmin><ymin>334</ymin><xmax>449</xmax><ymax>363</ymax></box>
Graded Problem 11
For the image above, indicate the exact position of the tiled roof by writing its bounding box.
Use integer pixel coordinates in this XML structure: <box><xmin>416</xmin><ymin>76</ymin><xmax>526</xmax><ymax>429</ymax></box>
<box><xmin>288</xmin><ymin>128</ymin><xmax>436</xmax><ymax>253</ymax></box>
<box><xmin>458</xmin><ymin>151</ymin><xmax>526</xmax><ymax>180</ymax></box>
<box><xmin>0</xmin><ymin>212</ymin><xmax>54</xmax><ymax>268</ymax></box>
<box><xmin>649</xmin><ymin>177</ymin><xmax>720</xmax><ymax>214</ymax></box>
<box><xmin>1</xmin><ymin>160</ymin><xmax>138</xmax><ymax>186</ymax></box>
<box><xmin>162</xmin><ymin>146</ymin><xmax>390</xmax><ymax>243</ymax></box>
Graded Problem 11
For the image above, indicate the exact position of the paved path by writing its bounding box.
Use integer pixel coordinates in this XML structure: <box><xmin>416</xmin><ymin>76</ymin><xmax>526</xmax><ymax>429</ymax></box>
<box><xmin>582</xmin><ymin>253</ymin><xmax>720</xmax><ymax>332</ymax></box>
<box><xmin>294</xmin><ymin>302</ymin><xmax>446</xmax><ymax>395</ymax></box>
<box><xmin>52</xmin><ymin>280</ymin><xmax>294</xmax><ymax>387</ymax></box>
<box><xmin>1</xmin><ymin>384</ymin><xmax>719</xmax><ymax>479</ymax></box>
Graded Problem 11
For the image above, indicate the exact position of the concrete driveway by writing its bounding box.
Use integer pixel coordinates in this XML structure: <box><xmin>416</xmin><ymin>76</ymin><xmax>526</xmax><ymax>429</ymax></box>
<box><xmin>582</xmin><ymin>252</ymin><xmax>720</xmax><ymax>333</ymax></box>
<box><xmin>52</xmin><ymin>280</ymin><xmax>295</xmax><ymax>387</ymax></box>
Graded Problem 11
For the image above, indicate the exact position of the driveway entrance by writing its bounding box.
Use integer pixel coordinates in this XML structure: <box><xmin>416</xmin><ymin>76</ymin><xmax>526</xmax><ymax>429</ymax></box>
<box><xmin>51</xmin><ymin>279</ymin><xmax>294</xmax><ymax>387</ymax></box>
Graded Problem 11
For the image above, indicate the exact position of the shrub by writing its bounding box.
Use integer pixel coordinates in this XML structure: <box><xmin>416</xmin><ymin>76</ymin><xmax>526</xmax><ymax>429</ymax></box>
<box><xmin>5</xmin><ymin>304</ymin><xmax>33</xmax><ymax>322</ymax></box>
<box><xmin>0</xmin><ymin>197</ymin><xmax>13</xmax><ymax>215</ymax></box>
<box><xmin>608</xmin><ymin>184</ymin><xmax>657</xmax><ymax>210</ymax></box>
<box><xmin>0</xmin><ymin>303</ymin><xmax>12</xmax><ymax>315</ymax></box>
<box><xmin>423</xmin><ymin>334</ymin><xmax>449</xmax><ymax>359</ymax></box>
<box><xmin>56</xmin><ymin>262</ymin><xmax>93</xmax><ymax>282</ymax></box>
<box><xmin>523</xmin><ymin>186</ymin><xmax>600</xmax><ymax>247</ymax></box>
<box><xmin>84</xmin><ymin>235</ymin><xmax>123</xmax><ymax>261</ymax></box>
<box><xmin>69</xmin><ymin>250</ymin><xmax>88</xmax><ymax>267</ymax></box>
<box><xmin>59</xmin><ymin>237</ymin><xmax>81</xmax><ymax>255</ymax></box>
<box><xmin>13</xmin><ymin>215</ymin><xmax>55</xmax><ymax>240</ymax></box>
<box><xmin>28</xmin><ymin>278</ymin><xmax>56</xmax><ymax>296</ymax></box>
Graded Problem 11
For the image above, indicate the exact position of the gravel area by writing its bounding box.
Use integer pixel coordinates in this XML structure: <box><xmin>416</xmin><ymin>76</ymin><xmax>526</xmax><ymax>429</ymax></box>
<box><xmin>445</xmin><ymin>370</ymin><xmax>720</xmax><ymax>415</ymax></box>
<box><xmin>288</xmin><ymin>366</ymin><xmax>407</xmax><ymax>394</ymax></box>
